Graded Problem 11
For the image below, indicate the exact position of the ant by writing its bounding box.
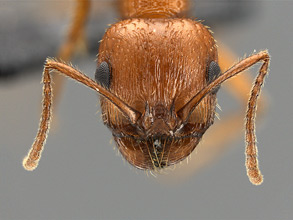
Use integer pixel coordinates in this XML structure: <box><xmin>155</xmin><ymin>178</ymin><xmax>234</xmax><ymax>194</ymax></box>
<box><xmin>23</xmin><ymin>0</ymin><xmax>270</xmax><ymax>185</ymax></box>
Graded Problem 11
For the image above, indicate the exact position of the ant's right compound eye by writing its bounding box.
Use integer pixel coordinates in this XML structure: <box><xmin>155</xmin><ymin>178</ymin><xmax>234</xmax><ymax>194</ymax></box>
<box><xmin>95</xmin><ymin>61</ymin><xmax>111</xmax><ymax>89</ymax></box>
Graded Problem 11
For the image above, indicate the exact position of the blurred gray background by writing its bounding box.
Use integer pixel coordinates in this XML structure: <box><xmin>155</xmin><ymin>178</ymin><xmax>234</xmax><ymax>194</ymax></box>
<box><xmin>0</xmin><ymin>0</ymin><xmax>292</xmax><ymax>219</ymax></box>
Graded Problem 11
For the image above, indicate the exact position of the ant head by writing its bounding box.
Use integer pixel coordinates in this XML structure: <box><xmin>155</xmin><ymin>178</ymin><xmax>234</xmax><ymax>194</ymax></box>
<box><xmin>96</xmin><ymin>18</ymin><xmax>220</xmax><ymax>169</ymax></box>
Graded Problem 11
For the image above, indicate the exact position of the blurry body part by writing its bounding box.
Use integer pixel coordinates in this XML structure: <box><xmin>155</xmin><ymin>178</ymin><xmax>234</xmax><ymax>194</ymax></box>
<box><xmin>0</xmin><ymin>1</ymin><xmax>113</xmax><ymax>79</ymax></box>
<box><xmin>22</xmin><ymin>0</ymin><xmax>269</xmax><ymax>186</ymax></box>
<box><xmin>0</xmin><ymin>0</ymin><xmax>259</xmax><ymax>79</ymax></box>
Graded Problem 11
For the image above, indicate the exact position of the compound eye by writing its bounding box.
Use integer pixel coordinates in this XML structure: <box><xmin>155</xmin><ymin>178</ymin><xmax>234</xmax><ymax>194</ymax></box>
<box><xmin>95</xmin><ymin>61</ymin><xmax>111</xmax><ymax>89</ymax></box>
<box><xmin>207</xmin><ymin>61</ymin><xmax>221</xmax><ymax>83</ymax></box>
<box><xmin>207</xmin><ymin>61</ymin><xmax>221</xmax><ymax>93</ymax></box>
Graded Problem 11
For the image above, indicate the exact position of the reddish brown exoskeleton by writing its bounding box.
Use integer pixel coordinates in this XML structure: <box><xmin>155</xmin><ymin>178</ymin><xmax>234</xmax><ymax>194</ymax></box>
<box><xmin>23</xmin><ymin>0</ymin><xmax>270</xmax><ymax>185</ymax></box>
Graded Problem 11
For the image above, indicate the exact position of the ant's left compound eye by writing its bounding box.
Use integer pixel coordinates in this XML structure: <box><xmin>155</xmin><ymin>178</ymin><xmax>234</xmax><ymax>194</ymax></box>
<box><xmin>207</xmin><ymin>61</ymin><xmax>221</xmax><ymax>93</ymax></box>
<box><xmin>95</xmin><ymin>61</ymin><xmax>111</xmax><ymax>89</ymax></box>
<box><xmin>207</xmin><ymin>61</ymin><xmax>221</xmax><ymax>83</ymax></box>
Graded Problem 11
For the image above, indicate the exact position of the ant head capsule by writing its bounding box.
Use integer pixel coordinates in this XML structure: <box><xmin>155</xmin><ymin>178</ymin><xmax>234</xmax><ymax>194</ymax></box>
<box><xmin>97</xmin><ymin>18</ymin><xmax>219</xmax><ymax>169</ymax></box>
